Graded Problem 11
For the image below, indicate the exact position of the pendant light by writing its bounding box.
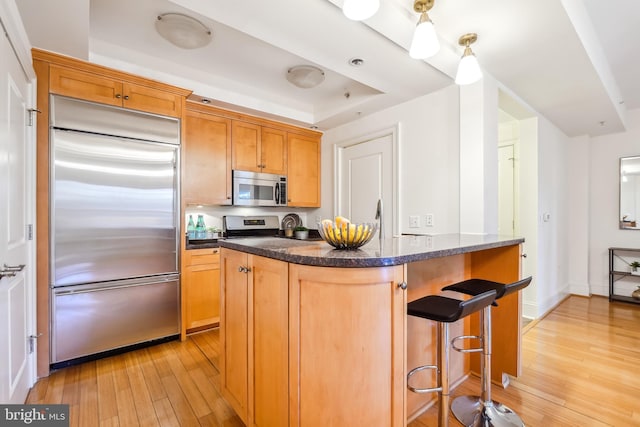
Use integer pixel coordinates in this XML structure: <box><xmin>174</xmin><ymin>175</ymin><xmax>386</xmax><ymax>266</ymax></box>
<box><xmin>455</xmin><ymin>33</ymin><xmax>483</xmax><ymax>85</ymax></box>
<box><xmin>409</xmin><ymin>0</ymin><xmax>440</xmax><ymax>59</ymax></box>
<box><xmin>342</xmin><ymin>0</ymin><xmax>380</xmax><ymax>21</ymax></box>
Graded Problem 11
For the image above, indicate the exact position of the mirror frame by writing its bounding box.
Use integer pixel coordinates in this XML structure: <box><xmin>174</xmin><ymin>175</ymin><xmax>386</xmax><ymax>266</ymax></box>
<box><xmin>620</xmin><ymin>155</ymin><xmax>640</xmax><ymax>230</ymax></box>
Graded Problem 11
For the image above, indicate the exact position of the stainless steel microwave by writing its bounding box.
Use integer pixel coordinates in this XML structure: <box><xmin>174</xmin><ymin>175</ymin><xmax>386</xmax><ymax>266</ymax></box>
<box><xmin>232</xmin><ymin>170</ymin><xmax>287</xmax><ymax>207</ymax></box>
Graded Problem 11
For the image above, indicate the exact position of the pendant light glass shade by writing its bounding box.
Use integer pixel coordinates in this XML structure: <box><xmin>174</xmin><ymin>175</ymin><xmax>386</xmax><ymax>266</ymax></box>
<box><xmin>455</xmin><ymin>33</ymin><xmax>482</xmax><ymax>85</ymax></box>
<box><xmin>409</xmin><ymin>13</ymin><xmax>440</xmax><ymax>59</ymax></box>
<box><xmin>342</xmin><ymin>0</ymin><xmax>380</xmax><ymax>21</ymax></box>
<box><xmin>455</xmin><ymin>51</ymin><xmax>482</xmax><ymax>85</ymax></box>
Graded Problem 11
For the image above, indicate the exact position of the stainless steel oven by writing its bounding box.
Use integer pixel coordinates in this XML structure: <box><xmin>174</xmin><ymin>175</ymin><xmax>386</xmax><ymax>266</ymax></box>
<box><xmin>232</xmin><ymin>170</ymin><xmax>287</xmax><ymax>206</ymax></box>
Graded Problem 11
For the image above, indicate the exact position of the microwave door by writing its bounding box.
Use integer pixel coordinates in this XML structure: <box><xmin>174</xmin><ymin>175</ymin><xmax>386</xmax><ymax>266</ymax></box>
<box><xmin>234</xmin><ymin>177</ymin><xmax>277</xmax><ymax>206</ymax></box>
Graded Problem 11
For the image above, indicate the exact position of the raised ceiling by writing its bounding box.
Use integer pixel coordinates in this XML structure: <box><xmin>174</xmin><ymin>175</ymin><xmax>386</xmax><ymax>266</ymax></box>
<box><xmin>16</xmin><ymin>0</ymin><xmax>640</xmax><ymax>136</ymax></box>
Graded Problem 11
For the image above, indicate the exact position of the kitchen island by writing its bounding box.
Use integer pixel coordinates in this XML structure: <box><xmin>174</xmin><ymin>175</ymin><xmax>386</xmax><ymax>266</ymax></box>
<box><xmin>218</xmin><ymin>234</ymin><xmax>524</xmax><ymax>426</ymax></box>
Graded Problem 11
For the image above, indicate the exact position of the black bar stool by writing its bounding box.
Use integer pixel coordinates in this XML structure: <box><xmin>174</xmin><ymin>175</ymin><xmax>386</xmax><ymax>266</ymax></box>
<box><xmin>407</xmin><ymin>289</ymin><xmax>498</xmax><ymax>427</ymax></box>
<box><xmin>441</xmin><ymin>277</ymin><xmax>532</xmax><ymax>427</ymax></box>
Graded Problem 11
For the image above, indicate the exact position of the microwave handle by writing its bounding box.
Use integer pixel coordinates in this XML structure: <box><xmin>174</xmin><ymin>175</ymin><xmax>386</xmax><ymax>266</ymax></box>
<box><xmin>275</xmin><ymin>182</ymin><xmax>280</xmax><ymax>204</ymax></box>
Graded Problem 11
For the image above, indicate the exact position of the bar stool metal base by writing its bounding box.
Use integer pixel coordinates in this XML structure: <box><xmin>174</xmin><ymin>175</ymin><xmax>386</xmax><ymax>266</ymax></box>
<box><xmin>450</xmin><ymin>395</ymin><xmax>525</xmax><ymax>427</ymax></box>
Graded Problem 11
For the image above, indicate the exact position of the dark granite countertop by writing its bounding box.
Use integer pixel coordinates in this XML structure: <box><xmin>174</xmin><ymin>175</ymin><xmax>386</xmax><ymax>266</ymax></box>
<box><xmin>219</xmin><ymin>234</ymin><xmax>524</xmax><ymax>268</ymax></box>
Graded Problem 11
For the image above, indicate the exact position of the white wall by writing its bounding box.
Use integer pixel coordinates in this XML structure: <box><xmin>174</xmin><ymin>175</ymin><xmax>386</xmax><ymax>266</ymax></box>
<box><xmin>535</xmin><ymin>115</ymin><xmax>571</xmax><ymax>315</ymax></box>
<box><xmin>587</xmin><ymin>108</ymin><xmax>640</xmax><ymax>296</ymax></box>
<box><xmin>567</xmin><ymin>135</ymin><xmax>590</xmax><ymax>296</ymax></box>
<box><xmin>319</xmin><ymin>85</ymin><xmax>460</xmax><ymax>235</ymax></box>
<box><xmin>459</xmin><ymin>77</ymin><xmax>499</xmax><ymax>234</ymax></box>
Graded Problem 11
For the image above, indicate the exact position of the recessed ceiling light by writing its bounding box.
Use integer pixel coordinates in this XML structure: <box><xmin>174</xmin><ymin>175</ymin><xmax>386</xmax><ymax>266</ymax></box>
<box><xmin>349</xmin><ymin>58</ymin><xmax>365</xmax><ymax>67</ymax></box>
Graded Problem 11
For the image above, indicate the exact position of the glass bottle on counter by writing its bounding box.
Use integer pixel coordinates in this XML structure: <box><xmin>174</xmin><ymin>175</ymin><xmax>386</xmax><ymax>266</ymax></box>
<box><xmin>187</xmin><ymin>215</ymin><xmax>196</xmax><ymax>239</ymax></box>
<box><xmin>195</xmin><ymin>214</ymin><xmax>206</xmax><ymax>239</ymax></box>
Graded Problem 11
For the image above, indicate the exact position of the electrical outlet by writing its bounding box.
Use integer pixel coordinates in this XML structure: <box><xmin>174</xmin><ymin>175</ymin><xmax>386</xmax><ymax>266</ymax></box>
<box><xmin>425</xmin><ymin>214</ymin><xmax>434</xmax><ymax>227</ymax></box>
<box><xmin>409</xmin><ymin>215</ymin><xmax>420</xmax><ymax>228</ymax></box>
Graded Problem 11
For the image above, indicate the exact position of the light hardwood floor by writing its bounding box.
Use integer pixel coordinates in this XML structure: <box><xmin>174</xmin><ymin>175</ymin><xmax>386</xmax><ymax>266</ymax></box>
<box><xmin>27</xmin><ymin>296</ymin><xmax>640</xmax><ymax>426</ymax></box>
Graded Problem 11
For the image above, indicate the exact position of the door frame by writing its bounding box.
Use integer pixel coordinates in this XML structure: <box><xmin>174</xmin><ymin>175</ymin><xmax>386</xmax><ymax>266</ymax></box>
<box><xmin>333</xmin><ymin>124</ymin><xmax>400</xmax><ymax>237</ymax></box>
<box><xmin>0</xmin><ymin>0</ymin><xmax>38</xmax><ymax>393</ymax></box>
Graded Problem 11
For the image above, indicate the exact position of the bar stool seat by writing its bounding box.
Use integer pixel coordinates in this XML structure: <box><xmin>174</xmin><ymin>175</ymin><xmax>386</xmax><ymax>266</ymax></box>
<box><xmin>407</xmin><ymin>290</ymin><xmax>497</xmax><ymax>427</ymax></box>
<box><xmin>442</xmin><ymin>277</ymin><xmax>532</xmax><ymax>427</ymax></box>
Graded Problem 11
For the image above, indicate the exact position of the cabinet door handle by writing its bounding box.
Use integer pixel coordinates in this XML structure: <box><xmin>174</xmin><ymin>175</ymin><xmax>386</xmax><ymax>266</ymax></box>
<box><xmin>115</xmin><ymin>94</ymin><xmax>122</xmax><ymax>99</ymax></box>
<box><xmin>238</xmin><ymin>266</ymin><xmax>251</xmax><ymax>273</ymax></box>
<box><xmin>521</xmin><ymin>253</ymin><xmax>527</xmax><ymax>258</ymax></box>
<box><xmin>397</xmin><ymin>281</ymin><xmax>407</xmax><ymax>290</ymax></box>
<box><xmin>124</xmin><ymin>95</ymin><xmax>129</xmax><ymax>100</ymax></box>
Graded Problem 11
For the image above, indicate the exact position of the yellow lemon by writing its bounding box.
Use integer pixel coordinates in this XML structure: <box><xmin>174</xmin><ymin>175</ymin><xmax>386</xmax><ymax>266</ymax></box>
<box><xmin>348</xmin><ymin>224</ymin><xmax>356</xmax><ymax>243</ymax></box>
<box><xmin>335</xmin><ymin>216</ymin><xmax>350</xmax><ymax>227</ymax></box>
<box><xmin>355</xmin><ymin>224</ymin><xmax>364</xmax><ymax>242</ymax></box>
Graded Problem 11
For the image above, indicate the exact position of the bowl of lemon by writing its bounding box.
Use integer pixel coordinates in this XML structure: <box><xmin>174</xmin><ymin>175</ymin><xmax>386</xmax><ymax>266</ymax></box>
<box><xmin>318</xmin><ymin>217</ymin><xmax>378</xmax><ymax>249</ymax></box>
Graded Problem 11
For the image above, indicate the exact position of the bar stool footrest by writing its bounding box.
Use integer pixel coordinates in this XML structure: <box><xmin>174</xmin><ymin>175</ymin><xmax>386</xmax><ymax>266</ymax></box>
<box><xmin>451</xmin><ymin>334</ymin><xmax>483</xmax><ymax>353</ymax></box>
<box><xmin>407</xmin><ymin>364</ymin><xmax>442</xmax><ymax>394</ymax></box>
<box><xmin>450</xmin><ymin>395</ymin><xmax>524</xmax><ymax>427</ymax></box>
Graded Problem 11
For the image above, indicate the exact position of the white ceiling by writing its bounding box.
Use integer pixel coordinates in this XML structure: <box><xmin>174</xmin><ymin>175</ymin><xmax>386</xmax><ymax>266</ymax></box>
<box><xmin>15</xmin><ymin>0</ymin><xmax>640</xmax><ymax>137</ymax></box>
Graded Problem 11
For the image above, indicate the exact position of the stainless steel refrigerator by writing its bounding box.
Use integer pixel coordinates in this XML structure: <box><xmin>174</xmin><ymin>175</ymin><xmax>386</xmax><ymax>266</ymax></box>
<box><xmin>50</xmin><ymin>95</ymin><xmax>180</xmax><ymax>365</ymax></box>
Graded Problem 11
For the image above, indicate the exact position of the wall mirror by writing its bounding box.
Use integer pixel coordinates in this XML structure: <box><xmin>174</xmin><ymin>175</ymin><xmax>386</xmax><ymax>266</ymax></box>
<box><xmin>620</xmin><ymin>156</ymin><xmax>640</xmax><ymax>229</ymax></box>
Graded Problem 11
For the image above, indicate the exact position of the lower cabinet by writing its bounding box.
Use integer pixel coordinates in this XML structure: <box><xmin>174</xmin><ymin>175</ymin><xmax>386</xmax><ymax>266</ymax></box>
<box><xmin>182</xmin><ymin>248</ymin><xmax>220</xmax><ymax>336</ymax></box>
<box><xmin>288</xmin><ymin>263</ymin><xmax>406</xmax><ymax>427</ymax></box>
<box><xmin>220</xmin><ymin>249</ymin><xmax>289</xmax><ymax>427</ymax></box>
<box><xmin>220</xmin><ymin>248</ymin><xmax>406</xmax><ymax>427</ymax></box>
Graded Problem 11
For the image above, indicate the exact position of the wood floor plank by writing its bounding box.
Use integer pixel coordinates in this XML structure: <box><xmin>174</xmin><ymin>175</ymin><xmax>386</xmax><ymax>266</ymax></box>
<box><xmin>123</xmin><ymin>351</ymin><xmax>160</xmax><ymax>427</ymax></box>
<box><xmin>114</xmin><ymin>382</ymin><xmax>140</xmax><ymax>427</ymax></box>
<box><xmin>78</xmin><ymin>362</ymin><xmax>99</xmax><ymax>427</ymax></box>
<box><xmin>95</xmin><ymin>357</ymin><xmax>118</xmax><ymax>422</ymax></box>
<box><xmin>134</xmin><ymin>348</ymin><xmax>167</xmax><ymax>402</ymax></box>
<box><xmin>159</xmin><ymin>374</ymin><xmax>201</xmax><ymax>426</ymax></box>
<box><xmin>163</xmin><ymin>341</ymin><xmax>213</xmax><ymax>418</ymax></box>
<box><xmin>61</xmin><ymin>364</ymin><xmax>81</xmax><ymax>405</ymax></box>
<box><xmin>152</xmin><ymin>397</ymin><xmax>180</xmax><ymax>427</ymax></box>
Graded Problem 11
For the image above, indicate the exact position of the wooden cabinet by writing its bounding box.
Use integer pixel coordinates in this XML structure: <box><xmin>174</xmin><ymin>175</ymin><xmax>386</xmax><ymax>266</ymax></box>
<box><xmin>183</xmin><ymin>106</ymin><xmax>232</xmax><ymax>205</ymax></box>
<box><xmin>232</xmin><ymin>121</ymin><xmax>287</xmax><ymax>174</ymax></box>
<box><xmin>49</xmin><ymin>65</ymin><xmax>183</xmax><ymax>117</ymax></box>
<box><xmin>287</xmin><ymin>133</ymin><xmax>321</xmax><ymax>207</ymax></box>
<box><xmin>288</xmin><ymin>264</ymin><xmax>406</xmax><ymax>427</ymax></box>
<box><xmin>181</xmin><ymin>248</ymin><xmax>221</xmax><ymax>335</ymax></box>
<box><xmin>220</xmin><ymin>249</ymin><xmax>289</xmax><ymax>427</ymax></box>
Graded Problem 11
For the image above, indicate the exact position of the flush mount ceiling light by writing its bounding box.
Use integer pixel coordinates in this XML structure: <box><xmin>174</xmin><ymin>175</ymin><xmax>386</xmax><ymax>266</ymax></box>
<box><xmin>409</xmin><ymin>0</ymin><xmax>440</xmax><ymax>59</ymax></box>
<box><xmin>155</xmin><ymin>13</ymin><xmax>212</xmax><ymax>49</ymax></box>
<box><xmin>286</xmin><ymin>65</ymin><xmax>325</xmax><ymax>89</ymax></box>
<box><xmin>455</xmin><ymin>33</ymin><xmax>483</xmax><ymax>85</ymax></box>
<box><xmin>342</xmin><ymin>0</ymin><xmax>380</xmax><ymax>21</ymax></box>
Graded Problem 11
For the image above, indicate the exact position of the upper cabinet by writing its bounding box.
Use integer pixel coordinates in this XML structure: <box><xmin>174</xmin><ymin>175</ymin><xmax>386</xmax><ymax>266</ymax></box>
<box><xmin>183</xmin><ymin>104</ymin><xmax>232</xmax><ymax>205</ymax></box>
<box><xmin>34</xmin><ymin>49</ymin><xmax>191</xmax><ymax>119</ymax></box>
<box><xmin>287</xmin><ymin>133</ymin><xmax>321</xmax><ymax>207</ymax></box>
<box><xmin>232</xmin><ymin>121</ymin><xmax>287</xmax><ymax>175</ymax></box>
<box><xmin>49</xmin><ymin>65</ymin><xmax>183</xmax><ymax>118</ymax></box>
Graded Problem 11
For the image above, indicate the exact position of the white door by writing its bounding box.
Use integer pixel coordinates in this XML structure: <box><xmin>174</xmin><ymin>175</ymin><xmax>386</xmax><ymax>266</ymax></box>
<box><xmin>498</xmin><ymin>145</ymin><xmax>515</xmax><ymax>235</ymax></box>
<box><xmin>337</xmin><ymin>134</ymin><xmax>394</xmax><ymax>237</ymax></box>
<box><xmin>0</xmin><ymin>23</ymin><xmax>35</xmax><ymax>403</ymax></box>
